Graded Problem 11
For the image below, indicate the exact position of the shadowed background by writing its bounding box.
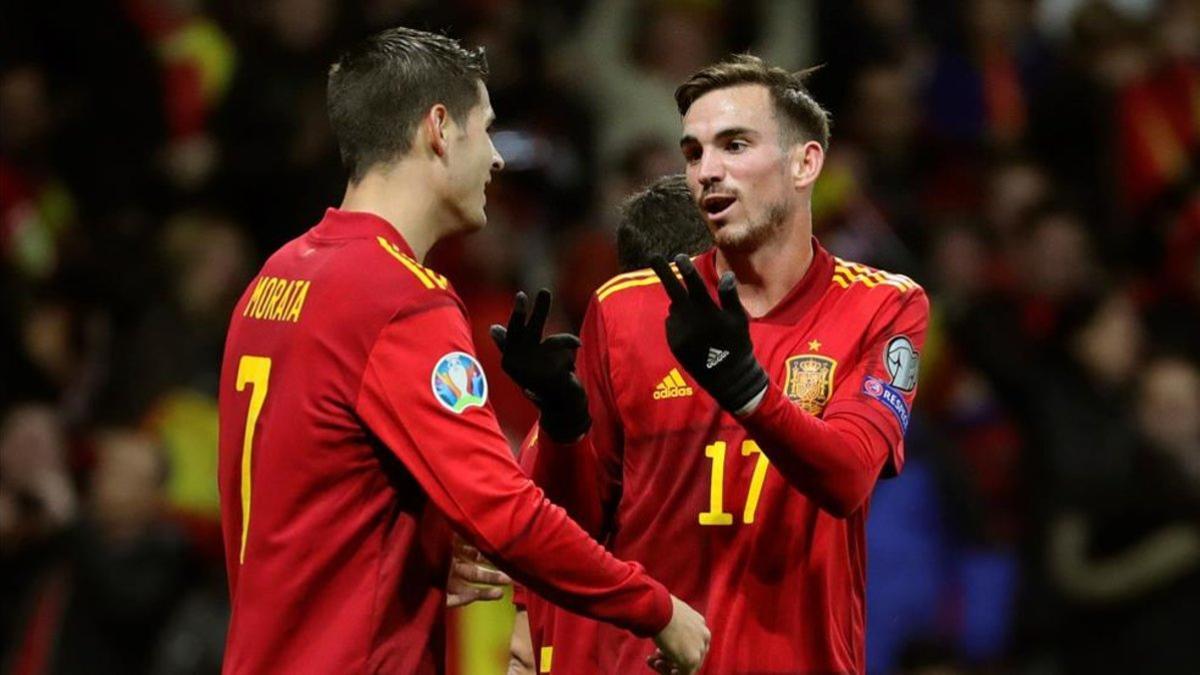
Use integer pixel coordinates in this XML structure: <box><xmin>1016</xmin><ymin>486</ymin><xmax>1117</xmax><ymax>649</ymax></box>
<box><xmin>2</xmin><ymin>1</ymin><xmax>1199</xmax><ymax>674</ymax></box>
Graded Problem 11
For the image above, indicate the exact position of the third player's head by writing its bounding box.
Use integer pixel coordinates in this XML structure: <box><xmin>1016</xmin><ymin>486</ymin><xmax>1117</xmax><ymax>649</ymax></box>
<box><xmin>675</xmin><ymin>55</ymin><xmax>829</xmax><ymax>252</ymax></box>
<box><xmin>327</xmin><ymin>27</ymin><xmax>503</xmax><ymax>232</ymax></box>
<box><xmin>617</xmin><ymin>174</ymin><xmax>713</xmax><ymax>272</ymax></box>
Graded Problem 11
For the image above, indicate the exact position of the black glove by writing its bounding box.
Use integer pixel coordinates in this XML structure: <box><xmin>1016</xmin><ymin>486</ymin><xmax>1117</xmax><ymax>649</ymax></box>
<box><xmin>649</xmin><ymin>255</ymin><xmax>769</xmax><ymax>414</ymax></box>
<box><xmin>490</xmin><ymin>289</ymin><xmax>591</xmax><ymax>442</ymax></box>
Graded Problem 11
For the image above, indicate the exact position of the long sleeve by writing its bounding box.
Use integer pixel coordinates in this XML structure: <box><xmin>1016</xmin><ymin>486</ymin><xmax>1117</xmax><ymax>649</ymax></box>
<box><xmin>521</xmin><ymin>298</ymin><xmax>624</xmax><ymax>539</ymax></box>
<box><xmin>739</xmin><ymin>289</ymin><xmax>930</xmax><ymax>517</ymax></box>
<box><xmin>354</xmin><ymin>302</ymin><xmax>670</xmax><ymax>637</ymax></box>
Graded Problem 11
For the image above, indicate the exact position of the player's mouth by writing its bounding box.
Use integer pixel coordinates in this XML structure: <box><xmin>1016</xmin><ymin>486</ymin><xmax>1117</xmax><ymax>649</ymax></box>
<box><xmin>701</xmin><ymin>194</ymin><xmax>737</xmax><ymax>220</ymax></box>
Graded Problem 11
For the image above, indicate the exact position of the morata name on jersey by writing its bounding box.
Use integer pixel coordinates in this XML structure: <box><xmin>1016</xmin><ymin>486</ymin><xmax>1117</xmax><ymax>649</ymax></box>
<box><xmin>243</xmin><ymin>275</ymin><xmax>311</xmax><ymax>323</ymax></box>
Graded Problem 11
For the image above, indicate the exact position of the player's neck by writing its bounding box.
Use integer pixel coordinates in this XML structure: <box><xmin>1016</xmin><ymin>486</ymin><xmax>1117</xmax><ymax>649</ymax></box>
<box><xmin>339</xmin><ymin>166</ymin><xmax>448</xmax><ymax>262</ymax></box>
<box><xmin>715</xmin><ymin>213</ymin><xmax>813</xmax><ymax>318</ymax></box>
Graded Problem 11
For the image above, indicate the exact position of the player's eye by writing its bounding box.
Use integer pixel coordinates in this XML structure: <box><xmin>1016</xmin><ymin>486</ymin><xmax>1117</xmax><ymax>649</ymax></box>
<box><xmin>682</xmin><ymin>147</ymin><xmax>702</xmax><ymax>164</ymax></box>
<box><xmin>726</xmin><ymin>139</ymin><xmax>749</xmax><ymax>153</ymax></box>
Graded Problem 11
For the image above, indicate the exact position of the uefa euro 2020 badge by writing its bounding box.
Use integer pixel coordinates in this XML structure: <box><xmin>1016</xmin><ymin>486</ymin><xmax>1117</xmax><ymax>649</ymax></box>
<box><xmin>431</xmin><ymin>352</ymin><xmax>488</xmax><ymax>413</ymax></box>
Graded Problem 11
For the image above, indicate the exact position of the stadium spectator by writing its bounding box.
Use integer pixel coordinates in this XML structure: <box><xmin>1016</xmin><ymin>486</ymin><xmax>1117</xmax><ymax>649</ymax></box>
<box><xmin>1047</xmin><ymin>354</ymin><xmax>1200</xmax><ymax>673</ymax></box>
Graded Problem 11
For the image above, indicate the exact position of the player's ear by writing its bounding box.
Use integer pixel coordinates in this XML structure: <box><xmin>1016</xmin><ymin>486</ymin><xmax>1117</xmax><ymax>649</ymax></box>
<box><xmin>424</xmin><ymin>104</ymin><xmax>451</xmax><ymax>158</ymax></box>
<box><xmin>791</xmin><ymin>140</ymin><xmax>824</xmax><ymax>190</ymax></box>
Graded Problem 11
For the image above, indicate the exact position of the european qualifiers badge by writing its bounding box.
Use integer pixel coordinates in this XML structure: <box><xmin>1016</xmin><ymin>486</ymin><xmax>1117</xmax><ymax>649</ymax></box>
<box><xmin>431</xmin><ymin>352</ymin><xmax>488</xmax><ymax>413</ymax></box>
<box><xmin>783</xmin><ymin>355</ymin><xmax>837</xmax><ymax>415</ymax></box>
<box><xmin>883</xmin><ymin>335</ymin><xmax>919</xmax><ymax>392</ymax></box>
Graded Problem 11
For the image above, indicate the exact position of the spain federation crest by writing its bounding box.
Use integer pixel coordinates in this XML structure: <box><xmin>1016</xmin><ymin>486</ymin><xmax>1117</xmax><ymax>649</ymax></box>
<box><xmin>431</xmin><ymin>352</ymin><xmax>488</xmax><ymax>413</ymax></box>
<box><xmin>783</xmin><ymin>355</ymin><xmax>837</xmax><ymax>415</ymax></box>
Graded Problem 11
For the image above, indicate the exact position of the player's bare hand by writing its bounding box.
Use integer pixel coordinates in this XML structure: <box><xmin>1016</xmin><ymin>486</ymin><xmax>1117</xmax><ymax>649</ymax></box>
<box><xmin>650</xmin><ymin>595</ymin><xmax>709</xmax><ymax>674</ymax></box>
<box><xmin>446</xmin><ymin>537</ymin><xmax>512</xmax><ymax>608</ymax></box>
<box><xmin>647</xmin><ymin>650</ymin><xmax>683</xmax><ymax>674</ymax></box>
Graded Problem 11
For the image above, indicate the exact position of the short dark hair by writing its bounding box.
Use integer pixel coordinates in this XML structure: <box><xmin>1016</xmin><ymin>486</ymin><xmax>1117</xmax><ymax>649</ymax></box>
<box><xmin>675</xmin><ymin>54</ymin><xmax>830</xmax><ymax>150</ymax></box>
<box><xmin>617</xmin><ymin>174</ymin><xmax>713</xmax><ymax>271</ymax></box>
<box><xmin>327</xmin><ymin>27</ymin><xmax>488</xmax><ymax>182</ymax></box>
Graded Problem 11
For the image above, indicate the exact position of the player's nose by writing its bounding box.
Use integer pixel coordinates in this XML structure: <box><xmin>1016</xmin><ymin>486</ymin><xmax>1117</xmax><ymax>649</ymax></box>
<box><xmin>490</xmin><ymin>139</ymin><xmax>505</xmax><ymax>172</ymax></box>
<box><xmin>697</xmin><ymin>150</ymin><xmax>724</xmax><ymax>185</ymax></box>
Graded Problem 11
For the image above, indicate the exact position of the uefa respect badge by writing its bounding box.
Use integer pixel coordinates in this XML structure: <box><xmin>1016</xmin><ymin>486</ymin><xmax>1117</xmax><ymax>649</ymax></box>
<box><xmin>431</xmin><ymin>352</ymin><xmax>488</xmax><ymax>413</ymax></box>
<box><xmin>863</xmin><ymin>375</ymin><xmax>910</xmax><ymax>431</ymax></box>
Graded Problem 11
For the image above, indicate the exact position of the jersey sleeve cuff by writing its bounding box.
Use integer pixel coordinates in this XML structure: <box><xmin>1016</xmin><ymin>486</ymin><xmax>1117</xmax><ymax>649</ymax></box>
<box><xmin>634</xmin><ymin>580</ymin><xmax>674</xmax><ymax>638</ymax></box>
<box><xmin>740</xmin><ymin>382</ymin><xmax>788</xmax><ymax>427</ymax></box>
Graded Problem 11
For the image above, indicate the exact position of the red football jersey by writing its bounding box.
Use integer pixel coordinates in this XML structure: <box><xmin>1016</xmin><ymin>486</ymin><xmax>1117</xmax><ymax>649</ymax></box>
<box><xmin>217</xmin><ymin>209</ymin><xmax>671</xmax><ymax>675</ymax></box>
<box><xmin>513</xmin><ymin>429</ymin><xmax>603</xmax><ymax>675</ymax></box>
<box><xmin>521</xmin><ymin>240</ymin><xmax>929</xmax><ymax>674</ymax></box>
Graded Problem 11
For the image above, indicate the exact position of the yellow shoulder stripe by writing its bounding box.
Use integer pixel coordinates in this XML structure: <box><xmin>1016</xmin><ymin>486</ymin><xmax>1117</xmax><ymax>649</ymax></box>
<box><xmin>376</xmin><ymin>236</ymin><xmax>448</xmax><ymax>290</ymax></box>
<box><xmin>597</xmin><ymin>275</ymin><xmax>661</xmax><ymax>301</ymax></box>
<box><xmin>831</xmin><ymin>257</ymin><xmax>917</xmax><ymax>293</ymax></box>
<box><xmin>595</xmin><ymin>268</ymin><xmax>657</xmax><ymax>296</ymax></box>
<box><xmin>595</xmin><ymin>260</ymin><xmax>692</xmax><ymax>302</ymax></box>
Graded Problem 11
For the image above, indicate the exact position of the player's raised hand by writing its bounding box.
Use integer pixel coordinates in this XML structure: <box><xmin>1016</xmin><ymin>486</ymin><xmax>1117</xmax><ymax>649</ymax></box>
<box><xmin>650</xmin><ymin>595</ymin><xmax>710</xmax><ymax>674</ymax></box>
<box><xmin>490</xmin><ymin>289</ymin><xmax>591</xmax><ymax>441</ymax></box>
<box><xmin>446</xmin><ymin>536</ymin><xmax>512</xmax><ymax>608</ymax></box>
<box><xmin>649</xmin><ymin>255</ymin><xmax>768</xmax><ymax>415</ymax></box>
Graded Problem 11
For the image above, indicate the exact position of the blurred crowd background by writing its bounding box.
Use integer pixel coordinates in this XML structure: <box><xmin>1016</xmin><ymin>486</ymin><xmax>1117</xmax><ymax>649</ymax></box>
<box><xmin>3</xmin><ymin>0</ymin><xmax>1199</xmax><ymax>673</ymax></box>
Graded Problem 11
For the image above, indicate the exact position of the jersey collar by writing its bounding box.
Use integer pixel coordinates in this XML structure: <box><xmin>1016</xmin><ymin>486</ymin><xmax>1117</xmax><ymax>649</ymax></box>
<box><xmin>309</xmin><ymin>208</ymin><xmax>418</xmax><ymax>258</ymax></box>
<box><xmin>695</xmin><ymin>237</ymin><xmax>833</xmax><ymax>324</ymax></box>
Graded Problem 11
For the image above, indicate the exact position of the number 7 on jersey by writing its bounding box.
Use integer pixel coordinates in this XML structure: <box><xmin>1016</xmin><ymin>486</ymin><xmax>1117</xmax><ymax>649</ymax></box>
<box><xmin>236</xmin><ymin>355</ymin><xmax>272</xmax><ymax>563</ymax></box>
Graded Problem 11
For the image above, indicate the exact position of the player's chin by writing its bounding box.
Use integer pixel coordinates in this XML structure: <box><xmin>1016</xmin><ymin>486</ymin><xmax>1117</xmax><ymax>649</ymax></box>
<box><xmin>475</xmin><ymin>191</ymin><xmax>490</xmax><ymax>225</ymax></box>
<box><xmin>458</xmin><ymin>199</ymin><xmax>488</xmax><ymax>231</ymax></box>
<box><xmin>465</xmin><ymin>210</ymin><xmax>488</xmax><ymax>231</ymax></box>
<box><xmin>713</xmin><ymin>223</ymin><xmax>754</xmax><ymax>250</ymax></box>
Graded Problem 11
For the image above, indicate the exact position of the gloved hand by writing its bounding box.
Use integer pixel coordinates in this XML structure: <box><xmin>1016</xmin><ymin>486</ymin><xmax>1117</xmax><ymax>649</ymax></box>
<box><xmin>490</xmin><ymin>289</ymin><xmax>591</xmax><ymax>442</ymax></box>
<box><xmin>649</xmin><ymin>255</ymin><xmax>768</xmax><ymax>414</ymax></box>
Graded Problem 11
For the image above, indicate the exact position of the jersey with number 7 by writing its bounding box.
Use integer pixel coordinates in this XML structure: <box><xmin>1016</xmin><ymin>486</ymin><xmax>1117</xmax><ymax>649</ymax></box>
<box><xmin>216</xmin><ymin>208</ymin><xmax>674</xmax><ymax>674</ymax></box>
<box><xmin>521</xmin><ymin>240</ymin><xmax>929</xmax><ymax>674</ymax></box>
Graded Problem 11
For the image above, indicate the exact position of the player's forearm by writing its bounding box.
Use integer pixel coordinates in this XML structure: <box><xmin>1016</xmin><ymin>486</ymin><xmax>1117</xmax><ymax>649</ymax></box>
<box><xmin>465</xmin><ymin>481</ymin><xmax>671</xmax><ymax>637</ymax></box>
<box><xmin>528</xmin><ymin>432</ymin><xmax>609</xmax><ymax>538</ymax></box>
<box><xmin>357</xmin><ymin>369</ymin><xmax>668</xmax><ymax>635</ymax></box>
<box><xmin>409</xmin><ymin>439</ymin><xmax>670</xmax><ymax>635</ymax></box>
<box><xmin>738</xmin><ymin>384</ymin><xmax>889</xmax><ymax>518</ymax></box>
<box><xmin>355</xmin><ymin>308</ymin><xmax>671</xmax><ymax>634</ymax></box>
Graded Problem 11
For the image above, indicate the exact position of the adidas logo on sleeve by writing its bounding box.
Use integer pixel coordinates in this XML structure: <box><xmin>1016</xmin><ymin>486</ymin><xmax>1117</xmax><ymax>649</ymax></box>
<box><xmin>653</xmin><ymin>368</ymin><xmax>694</xmax><ymax>400</ymax></box>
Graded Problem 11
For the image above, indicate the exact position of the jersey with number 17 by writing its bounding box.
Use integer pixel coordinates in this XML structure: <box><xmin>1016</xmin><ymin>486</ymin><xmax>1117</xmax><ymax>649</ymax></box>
<box><xmin>522</xmin><ymin>240</ymin><xmax>929</xmax><ymax>674</ymax></box>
